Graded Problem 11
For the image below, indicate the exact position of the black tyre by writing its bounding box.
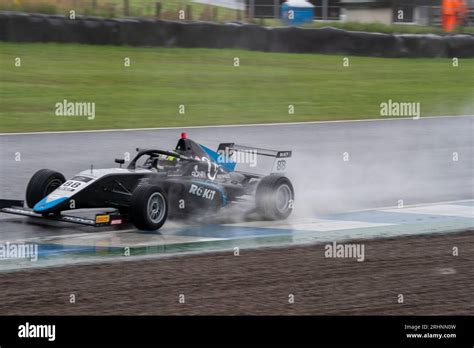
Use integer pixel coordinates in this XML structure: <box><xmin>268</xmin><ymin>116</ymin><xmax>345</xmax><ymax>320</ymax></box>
<box><xmin>256</xmin><ymin>175</ymin><xmax>294</xmax><ymax>220</ymax></box>
<box><xmin>26</xmin><ymin>169</ymin><xmax>66</xmax><ymax>208</ymax></box>
<box><xmin>130</xmin><ymin>184</ymin><xmax>168</xmax><ymax>231</ymax></box>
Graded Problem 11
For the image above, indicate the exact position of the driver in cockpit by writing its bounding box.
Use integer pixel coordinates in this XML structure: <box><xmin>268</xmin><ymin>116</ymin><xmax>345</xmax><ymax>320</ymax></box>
<box><xmin>149</xmin><ymin>154</ymin><xmax>178</xmax><ymax>172</ymax></box>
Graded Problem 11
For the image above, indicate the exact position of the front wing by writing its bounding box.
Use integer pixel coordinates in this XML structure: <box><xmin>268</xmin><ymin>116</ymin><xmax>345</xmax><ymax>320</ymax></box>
<box><xmin>0</xmin><ymin>199</ymin><xmax>123</xmax><ymax>227</ymax></box>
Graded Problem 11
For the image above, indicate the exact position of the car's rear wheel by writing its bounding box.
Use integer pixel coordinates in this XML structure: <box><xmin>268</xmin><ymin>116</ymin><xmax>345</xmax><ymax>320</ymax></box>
<box><xmin>26</xmin><ymin>169</ymin><xmax>66</xmax><ymax>208</ymax></box>
<box><xmin>130</xmin><ymin>184</ymin><xmax>168</xmax><ymax>231</ymax></box>
<box><xmin>256</xmin><ymin>175</ymin><xmax>294</xmax><ymax>220</ymax></box>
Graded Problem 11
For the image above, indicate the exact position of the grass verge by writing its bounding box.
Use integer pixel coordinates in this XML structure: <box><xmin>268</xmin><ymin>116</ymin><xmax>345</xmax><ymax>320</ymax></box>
<box><xmin>0</xmin><ymin>42</ymin><xmax>473</xmax><ymax>132</ymax></box>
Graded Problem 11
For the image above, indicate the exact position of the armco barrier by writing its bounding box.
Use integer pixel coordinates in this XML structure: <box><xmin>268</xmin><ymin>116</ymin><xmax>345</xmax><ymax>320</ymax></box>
<box><xmin>1</xmin><ymin>11</ymin><xmax>473</xmax><ymax>57</ymax></box>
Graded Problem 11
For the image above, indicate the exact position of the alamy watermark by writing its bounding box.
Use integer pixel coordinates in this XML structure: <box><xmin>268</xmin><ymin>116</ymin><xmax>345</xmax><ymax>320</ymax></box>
<box><xmin>324</xmin><ymin>241</ymin><xmax>365</xmax><ymax>262</ymax></box>
<box><xmin>217</xmin><ymin>148</ymin><xmax>258</xmax><ymax>167</ymax></box>
<box><xmin>18</xmin><ymin>322</ymin><xmax>55</xmax><ymax>341</ymax></box>
<box><xmin>55</xmin><ymin>99</ymin><xmax>95</xmax><ymax>120</ymax></box>
<box><xmin>0</xmin><ymin>242</ymin><xmax>38</xmax><ymax>262</ymax></box>
<box><xmin>380</xmin><ymin>99</ymin><xmax>420</xmax><ymax>119</ymax></box>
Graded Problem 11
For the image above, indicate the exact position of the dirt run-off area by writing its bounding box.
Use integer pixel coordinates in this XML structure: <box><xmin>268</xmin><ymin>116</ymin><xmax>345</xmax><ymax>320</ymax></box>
<box><xmin>0</xmin><ymin>230</ymin><xmax>473</xmax><ymax>315</ymax></box>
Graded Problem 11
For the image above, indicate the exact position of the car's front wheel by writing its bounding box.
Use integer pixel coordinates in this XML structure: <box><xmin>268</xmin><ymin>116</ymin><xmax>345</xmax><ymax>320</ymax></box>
<box><xmin>130</xmin><ymin>184</ymin><xmax>168</xmax><ymax>231</ymax></box>
<box><xmin>26</xmin><ymin>169</ymin><xmax>66</xmax><ymax>208</ymax></box>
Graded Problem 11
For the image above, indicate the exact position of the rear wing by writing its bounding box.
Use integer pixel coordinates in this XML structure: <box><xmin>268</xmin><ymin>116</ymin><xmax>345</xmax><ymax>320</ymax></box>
<box><xmin>216</xmin><ymin>143</ymin><xmax>292</xmax><ymax>174</ymax></box>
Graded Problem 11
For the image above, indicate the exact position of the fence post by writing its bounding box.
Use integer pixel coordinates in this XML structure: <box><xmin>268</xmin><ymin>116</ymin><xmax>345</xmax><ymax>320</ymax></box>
<box><xmin>249</xmin><ymin>0</ymin><xmax>255</xmax><ymax>20</ymax></box>
<box><xmin>124</xmin><ymin>0</ymin><xmax>130</xmax><ymax>16</ymax></box>
<box><xmin>186</xmin><ymin>4</ymin><xmax>193</xmax><ymax>21</ymax></box>
<box><xmin>428</xmin><ymin>5</ymin><xmax>433</xmax><ymax>26</ymax></box>
<box><xmin>212</xmin><ymin>6</ymin><xmax>218</xmax><ymax>21</ymax></box>
<box><xmin>155</xmin><ymin>2</ymin><xmax>162</xmax><ymax>18</ymax></box>
<box><xmin>322</xmin><ymin>0</ymin><xmax>328</xmax><ymax>20</ymax></box>
<box><xmin>274</xmin><ymin>0</ymin><xmax>279</xmax><ymax>18</ymax></box>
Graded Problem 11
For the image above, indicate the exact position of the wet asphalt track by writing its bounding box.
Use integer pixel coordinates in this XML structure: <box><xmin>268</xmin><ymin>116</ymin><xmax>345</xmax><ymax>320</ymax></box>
<box><xmin>0</xmin><ymin>116</ymin><xmax>472</xmax><ymax>240</ymax></box>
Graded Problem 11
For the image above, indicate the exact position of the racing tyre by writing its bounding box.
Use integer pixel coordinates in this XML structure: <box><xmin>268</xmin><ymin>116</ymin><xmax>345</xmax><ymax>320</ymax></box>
<box><xmin>256</xmin><ymin>175</ymin><xmax>294</xmax><ymax>220</ymax></box>
<box><xmin>26</xmin><ymin>169</ymin><xmax>66</xmax><ymax>208</ymax></box>
<box><xmin>130</xmin><ymin>184</ymin><xmax>168</xmax><ymax>231</ymax></box>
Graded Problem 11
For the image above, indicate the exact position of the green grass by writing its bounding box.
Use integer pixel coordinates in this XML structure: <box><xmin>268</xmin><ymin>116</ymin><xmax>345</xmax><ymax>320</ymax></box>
<box><xmin>0</xmin><ymin>0</ymin><xmax>242</xmax><ymax>22</ymax></box>
<box><xmin>0</xmin><ymin>42</ymin><xmax>473</xmax><ymax>133</ymax></box>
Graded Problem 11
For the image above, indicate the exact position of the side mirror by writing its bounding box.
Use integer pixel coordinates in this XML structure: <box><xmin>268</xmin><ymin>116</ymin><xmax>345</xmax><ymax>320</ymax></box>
<box><xmin>115</xmin><ymin>158</ymin><xmax>125</xmax><ymax>167</ymax></box>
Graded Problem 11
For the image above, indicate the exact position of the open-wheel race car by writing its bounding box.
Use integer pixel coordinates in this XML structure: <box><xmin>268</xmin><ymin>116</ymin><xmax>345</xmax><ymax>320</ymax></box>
<box><xmin>0</xmin><ymin>133</ymin><xmax>294</xmax><ymax>231</ymax></box>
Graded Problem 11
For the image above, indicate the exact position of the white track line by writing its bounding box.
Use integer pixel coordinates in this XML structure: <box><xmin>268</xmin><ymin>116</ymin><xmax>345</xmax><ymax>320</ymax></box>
<box><xmin>328</xmin><ymin>198</ymin><xmax>474</xmax><ymax>215</ymax></box>
<box><xmin>383</xmin><ymin>205</ymin><xmax>473</xmax><ymax>219</ymax></box>
<box><xmin>1</xmin><ymin>115</ymin><xmax>472</xmax><ymax>136</ymax></box>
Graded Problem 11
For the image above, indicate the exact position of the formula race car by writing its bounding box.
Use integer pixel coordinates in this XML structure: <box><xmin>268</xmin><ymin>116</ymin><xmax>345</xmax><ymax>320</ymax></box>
<box><xmin>0</xmin><ymin>133</ymin><xmax>294</xmax><ymax>231</ymax></box>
